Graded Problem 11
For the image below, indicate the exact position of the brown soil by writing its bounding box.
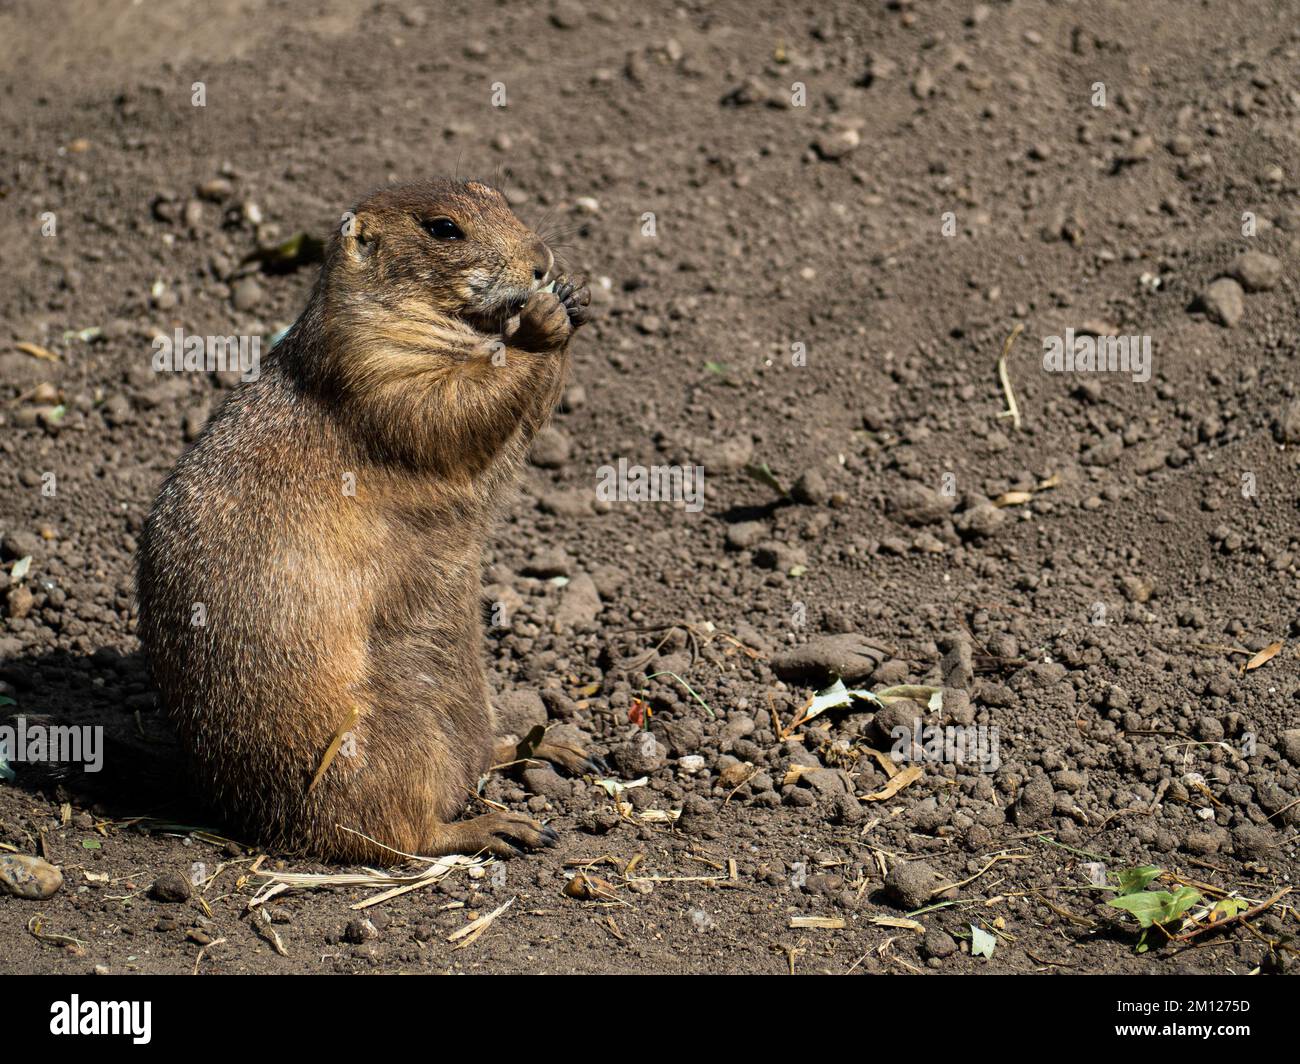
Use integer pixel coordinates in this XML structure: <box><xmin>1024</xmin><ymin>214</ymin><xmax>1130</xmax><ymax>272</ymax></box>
<box><xmin>0</xmin><ymin>0</ymin><xmax>1297</xmax><ymax>976</ymax></box>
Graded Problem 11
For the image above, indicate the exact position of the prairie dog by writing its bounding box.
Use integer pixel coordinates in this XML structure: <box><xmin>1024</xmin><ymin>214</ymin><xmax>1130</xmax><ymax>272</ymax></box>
<box><xmin>137</xmin><ymin>180</ymin><xmax>592</xmax><ymax>862</ymax></box>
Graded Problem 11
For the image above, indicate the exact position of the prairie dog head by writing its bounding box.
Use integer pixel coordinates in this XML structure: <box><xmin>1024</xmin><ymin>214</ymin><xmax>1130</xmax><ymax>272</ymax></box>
<box><xmin>332</xmin><ymin>179</ymin><xmax>554</xmax><ymax>335</ymax></box>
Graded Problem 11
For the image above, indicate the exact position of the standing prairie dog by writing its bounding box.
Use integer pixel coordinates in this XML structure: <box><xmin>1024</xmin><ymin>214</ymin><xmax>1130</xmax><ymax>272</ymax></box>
<box><xmin>137</xmin><ymin>180</ymin><xmax>593</xmax><ymax>862</ymax></box>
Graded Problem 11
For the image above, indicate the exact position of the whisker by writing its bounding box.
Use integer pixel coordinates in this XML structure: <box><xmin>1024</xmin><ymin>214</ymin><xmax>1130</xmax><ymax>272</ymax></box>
<box><xmin>532</xmin><ymin>207</ymin><xmax>561</xmax><ymax>240</ymax></box>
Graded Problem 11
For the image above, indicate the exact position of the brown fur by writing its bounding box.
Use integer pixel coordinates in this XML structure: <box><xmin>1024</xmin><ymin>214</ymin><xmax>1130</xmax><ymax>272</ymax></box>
<box><xmin>136</xmin><ymin>180</ymin><xmax>591</xmax><ymax>862</ymax></box>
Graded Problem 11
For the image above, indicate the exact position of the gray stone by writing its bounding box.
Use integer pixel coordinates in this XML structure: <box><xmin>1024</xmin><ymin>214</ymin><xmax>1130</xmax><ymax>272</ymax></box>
<box><xmin>1280</xmin><ymin>402</ymin><xmax>1300</xmax><ymax>445</ymax></box>
<box><xmin>696</xmin><ymin>434</ymin><xmax>752</xmax><ymax>473</ymax></box>
<box><xmin>0</xmin><ymin>854</ymin><xmax>63</xmax><ymax>900</ymax></box>
<box><xmin>149</xmin><ymin>871</ymin><xmax>193</xmax><ymax>903</ymax></box>
<box><xmin>792</xmin><ymin>469</ymin><xmax>829</xmax><ymax>505</ymax></box>
<box><xmin>922</xmin><ymin>928</ymin><xmax>958</xmax><ymax>958</ymax></box>
<box><xmin>2</xmin><ymin>530</ymin><xmax>42</xmax><ymax>561</ymax></box>
<box><xmin>722</xmin><ymin>714</ymin><xmax>756</xmax><ymax>741</ymax></box>
<box><xmin>873</xmin><ymin>699</ymin><xmax>925</xmax><ymax>745</ymax></box>
<box><xmin>1228</xmin><ymin>251</ymin><xmax>1282</xmax><ymax>292</ymax></box>
<box><xmin>942</xmin><ymin>687</ymin><xmax>975</xmax><ymax>725</ymax></box>
<box><xmin>956</xmin><ymin>501</ymin><xmax>1006</xmax><ymax>539</ymax></box>
<box><xmin>771</xmin><ymin>634</ymin><xmax>888</xmax><ymax>685</ymax></box>
<box><xmin>802</xmin><ymin>767</ymin><xmax>852</xmax><ymax>799</ymax></box>
<box><xmin>1013</xmin><ymin>777</ymin><xmax>1055</xmax><ymax>826</ymax></box>
<box><xmin>939</xmin><ymin>631</ymin><xmax>975</xmax><ymax>690</ymax></box>
<box><xmin>553</xmin><ymin>572</ymin><xmax>601</xmax><ymax>629</ymax></box>
<box><xmin>1280</xmin><ymin>729</ymin><xmax>1300</xmax><ymax>766</ymax></box>
<box><xmin>538</xmin><ymin>489</ymin><xmax>594</xmax><ymax>517</ymax></box>
<box><xmin>813</xmin><ymin>127</ymin><xmax>861</xmax><ymax>161</ymax></box>
<box><xmin>231</xmin><ymin>276</ymin><xmax>264</xmax><ymax>311</ymax></box>
<box><xmin>884</xmin><ymin>860</ymin><xmax>945</xmax><ymax>910</ymax></box>
<box><xmin>752</xmin><ymin>541</ymin><xmax>807</xmax><ymax>572</ymax></box>
<box><xmin>1183</xmin><ymin>828</ymin><xmax>1227</xmax><ymax>856</ymax></box>
<box><xmin>521</xmin><ymin>547</ymin><xmax>570</xmax><ymax>578</ymax></box>
<box><xmin>830</xmin><ymin>792</ymin><xmax>863</xmax><ymax>824</ymax></box>
<box><xmin>614</xmin><ymin>733</ymin><xmax>667</xmax><ymax>776</ymax></box>
<box><xmin>1197</xmin><ymin>278</ymin><xmax>1245</xmax><ymax>327</ymax></box>
<box><xmin>659</xmin><ymin>718</ymin><xmax>705</xmax><ymax>757</ymax></box>
<box><xmin>344</xmin><ymin>917</ymin><xmax>378</xmax><ymax>943</ymax></box>
<box><xmin>529</xmin><ymin>427</ymin><xmax>571</xmax><ymax>468</ymax></box>
<box><xmin>495</xmin><ymin>690</ymin><xmax>546</xmax><ymax>737</ymax></box>
<box><xmin>888</xmin><ymin>484</ymin><xmax>955</xmax><ymax>526</ymax></box>
<box><xmin>1232</xmin><ymin>824</ymin><xmax>1276</xmax><ymax>859</ymax></box>
<box><xmin>725</xmin><ymin>521</ymin><xmax>766</xmax><ymax>549</ymax></box>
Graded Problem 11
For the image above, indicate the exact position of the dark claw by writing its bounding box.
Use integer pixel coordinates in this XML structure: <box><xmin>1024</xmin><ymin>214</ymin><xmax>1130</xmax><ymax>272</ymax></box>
<box><xmin>540</xmin><ymin>826</ymin><xmax>559</xmax><ymax>846</ymax></box>
<box><xmin>582</xmin><ymin>754</ymin><xmax>610</xmax><ymax>776</ymax></box>
<box><xmin>547</xmin><ymin>276</ymin><xmax>591</xmax><ymax>329</ymax></box>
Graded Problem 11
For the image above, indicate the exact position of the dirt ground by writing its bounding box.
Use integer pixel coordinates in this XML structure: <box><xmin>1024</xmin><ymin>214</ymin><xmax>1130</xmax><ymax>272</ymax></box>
<box><xmin>1</xmin><ymin>0</ymin><xmax>1298</xmax><ymax>976</ymax></box>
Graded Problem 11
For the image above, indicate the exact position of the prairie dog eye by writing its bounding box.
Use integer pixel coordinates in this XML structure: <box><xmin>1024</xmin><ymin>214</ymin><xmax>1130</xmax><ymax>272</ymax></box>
<box><xmin>425</xmin><ymin>217</ymin><xmax>464</xmax><ymax>240</ymax></box>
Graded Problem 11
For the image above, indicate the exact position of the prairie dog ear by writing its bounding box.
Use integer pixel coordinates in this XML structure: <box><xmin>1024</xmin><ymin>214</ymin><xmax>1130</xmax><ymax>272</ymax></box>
<box><xmin>341</xmin><ymin>210</ymin><xmax>377</xmax><ymax>261</ymax></box>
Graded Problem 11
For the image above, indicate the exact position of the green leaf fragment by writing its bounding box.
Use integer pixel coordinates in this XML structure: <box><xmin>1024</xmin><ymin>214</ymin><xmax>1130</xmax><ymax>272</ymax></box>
<box><xmin>744</xmin><ymin>462</ymin><xmax>788</xmax><ymax>498</ymax></box>
<box><xmin>1107</xmin><ymin>886</ymin><xmax>1201</xmax><ymax>929</ymax></box>
<box><xmin>244</xmin><ymin>231</ymin><xmax>325</xmax><ymax>270</ymax></box>
<box><xmin>1113</xmin><ymin>865</ymin><xmax>1163</xmax><ymax>895</ymax></box>
<box><xmin>1211</xmin><ymin>897</ymin><xmax>1250</xmax><ymax>921</ymax></box>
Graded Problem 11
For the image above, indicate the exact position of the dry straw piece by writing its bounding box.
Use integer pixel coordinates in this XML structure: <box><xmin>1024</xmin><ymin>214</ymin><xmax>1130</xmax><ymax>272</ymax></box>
<box><xmin>996</xmin><ymin>322</ymin><xmax>1025</xmax><ymax>430</ymax></box>
<box><xmin>449</xmin><ymin>897</ymin><xmax>514</xmax><ymax>950</ymax></box>
<box><xmin>249</xmin><ymin>848</ymin><xmax>484</xmax><ymax>911</ymax></box>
